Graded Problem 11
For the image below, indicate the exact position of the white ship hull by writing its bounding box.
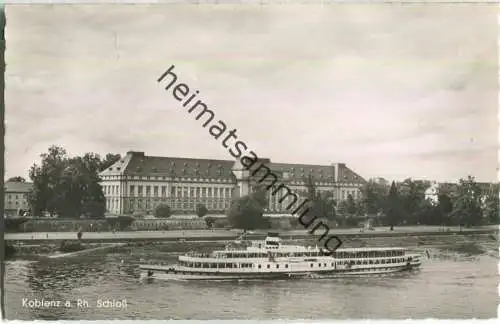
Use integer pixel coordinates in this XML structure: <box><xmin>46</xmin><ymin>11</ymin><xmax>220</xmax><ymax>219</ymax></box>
<box><xmin>139</xmin><ymin>232</ymin><xmax>422</xmax><ymax>282</ymax></box>
<box><xmin>139</xmin><ymin>260</ymin><xmax>421</xmax><ymax>281</ymax></box>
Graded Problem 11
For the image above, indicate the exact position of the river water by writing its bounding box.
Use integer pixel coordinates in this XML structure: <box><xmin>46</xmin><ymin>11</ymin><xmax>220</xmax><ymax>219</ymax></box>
<box><xmin>5</xmin><ymin>243</ymin><xmax>498</xmax><ymax>320</ymax></box>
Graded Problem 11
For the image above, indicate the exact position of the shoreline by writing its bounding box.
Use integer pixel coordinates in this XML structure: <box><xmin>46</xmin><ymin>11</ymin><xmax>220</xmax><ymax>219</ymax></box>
<box><xmin>6</xmin><ymin>226</ymin><xmax>497</xmax><ymax>244</ymax></box>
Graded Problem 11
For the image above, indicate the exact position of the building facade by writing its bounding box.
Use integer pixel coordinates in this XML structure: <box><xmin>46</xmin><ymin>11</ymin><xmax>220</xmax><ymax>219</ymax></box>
<box><xmin>99</xmin><ymin>151</ymin><xmax>366</xmax><ymax>215</ymax></box>
<box><xmin>424</xmin><ymin>181</ymin><xmax>439</xmax><ymax>205</ymax></box>
<box><xmin>4</xmin><ymin>181</ymin><xmax>33</xmax><ymax>217</ymax></box>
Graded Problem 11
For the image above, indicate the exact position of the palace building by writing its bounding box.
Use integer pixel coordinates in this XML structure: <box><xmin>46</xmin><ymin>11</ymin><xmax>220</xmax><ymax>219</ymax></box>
<box><xmin>99</xmin><ymin>151</ymin><xmax>366</xmax><ymax>215</ymax></box>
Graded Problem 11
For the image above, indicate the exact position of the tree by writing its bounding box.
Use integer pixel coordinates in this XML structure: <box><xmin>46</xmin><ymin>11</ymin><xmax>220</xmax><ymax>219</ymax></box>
<box><xmin>7</xmin><ymin>176</ymin><xmax>25</xmax><ymax>182</ymax></box>
<box><xmin>227</xmin><ymin>189</ymin><xmax>268</xmax><ymax>231</ymax></box>
<box><xmin>482</xmin><ymin>184</ymin><xmax>499</xmax><ymax>225</ymax></box>
<box><xmin>397</xmin><ymin>179</ymin><xmax>431</xmax><ymax>225</ymax></box>
<box><xmin>204</xmin><ymin>216</ymin><xmax>216</xmax><ymax>228</ymax></box>
<box><xmin>196</xmin><ymin>204</ymin><xmax>208</xmax><ymax>217</ymax></box>
<box><xmin>155</xmin><ymin>204</ymin><xmax>172</xmax><ymax>218</ymax></box>
<box><xmin>345</xmin><ymin>194</ymin><xmax>356</xmax><ymax>216</ymax></box>
<box><xmin>26</xmin><ymin>146</ymin><xmax>107</xmax><ymax>218</ymax></box>
<box><xmin>451</xmin><ymin>176</ymin><xmax>483</xmax><ymax>227</ymax></box>
<box><xmin>360</xmin><ymin>180</ymin><xmax>388</xmax><ymax>216</ymax></box>
<box><xmin>384</xmin><ymin>181</ymin><xmax>403</xmax><ymax>227</ymax></box>
<box><xmin>252</xmin><ymin>183</ymin><xmax>269</xmax><ymax>209</ymax></box>
<box><xmin>99</xmin><ymin>153</ymin><xmax>121</xmax><ymax>171</ymax></box>
<box><xmin>437</xmin><ymin>193</ymin><xmax>453</xmax><ymax>225</ymax></box>
<box><xmin>303</xmin><ymin>175</ymin><xmax>336</xmax><ymax>222</ymax></box>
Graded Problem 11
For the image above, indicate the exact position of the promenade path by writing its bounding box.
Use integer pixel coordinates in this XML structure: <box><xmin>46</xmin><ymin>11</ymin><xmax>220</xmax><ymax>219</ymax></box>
<box><xmin>5</xmin><ymin>225</ymin><xmax>497</xmax><ymax>243</ymax></box>
<box><xmin>5</xmin><ymin>229</ymin><xmax>239</xmax><ymax>242</ymax></box>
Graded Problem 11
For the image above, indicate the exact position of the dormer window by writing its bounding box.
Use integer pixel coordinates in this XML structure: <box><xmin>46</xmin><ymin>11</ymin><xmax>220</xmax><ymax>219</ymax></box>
<box><xmin>109</xmin><ymin>168</ymin><xmax>113</xmax><ymax>171</ymax></box>
<box><xmin>117</xmin><ymin>167</ymin><xmax>121</xmax><ymax>171</ymax></box>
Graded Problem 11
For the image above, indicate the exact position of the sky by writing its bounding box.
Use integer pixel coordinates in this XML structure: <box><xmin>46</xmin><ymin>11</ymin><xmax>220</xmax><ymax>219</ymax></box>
<box><xmin>5</xmin><ymin>4</ymin><xmax>498</xmax><ymax>183</ymax></box>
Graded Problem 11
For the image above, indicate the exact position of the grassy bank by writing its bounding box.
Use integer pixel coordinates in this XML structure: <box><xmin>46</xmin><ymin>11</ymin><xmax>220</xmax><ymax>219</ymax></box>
<box><xmin>131</xmin><ymin>233</ymin><xmax>496</xmax><ymax>254</ymax></box>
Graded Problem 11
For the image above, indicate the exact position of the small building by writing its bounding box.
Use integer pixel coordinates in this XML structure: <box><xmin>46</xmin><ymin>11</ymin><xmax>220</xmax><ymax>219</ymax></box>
<box><xmin>4</xmin><ymin>181</ymin><xmax>33</xmax><ymax>217</ymax></box>
<box><xmin>425</xmin><ymin>182</ymin><xmax>439</xmax><ymax>206</ymax></box>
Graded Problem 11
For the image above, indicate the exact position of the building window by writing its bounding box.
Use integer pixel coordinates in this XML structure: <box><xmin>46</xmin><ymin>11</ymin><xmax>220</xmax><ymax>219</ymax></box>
<box><xmin>196</xmin><ymin>187</ymin><xmax>200</xmax><ymax>197</ymax></box>
<box><xmin>202</xmin><ymin>188</ymin><xmax>206</xmax><ymax>197</ymax></box>
<box><xmin>162</xmin><ymin>186</ymin><xmax>167</xmax><ymax>197</ymax></box>
<box><xmin>267</xmin><ymin>264</ymin><xmax>270</xmax><ymax>269</ymax></box>
<box><xmin>208</xmin><ymin>188</ymin><xmax>212</xmax><ymax>197</ymax></box>
<box><xmin>130</xmin><ymin>185</ymin><xmax>135</xmax><ymax>196</ymax></box>
<box><xmin>146</xmin><ymin>186</ymin><xmax>151</xmax><ymax>196</ymax></box>
<box><xmin>214</xmin><ymin>188</ymin><xmax>218</xmax><ymax>197</ymax></box>
<box><xmin>154</xmin><ymin>186</ymin><xmax>158</xmax><ymax>197</ymax></box>
<box><xmin>138</xmin><ymin>186</ymin><xmax>143</xmax><ymax>196</ymax></box>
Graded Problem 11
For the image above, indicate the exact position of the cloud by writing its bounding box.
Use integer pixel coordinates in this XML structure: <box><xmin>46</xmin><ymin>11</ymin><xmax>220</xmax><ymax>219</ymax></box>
<box><xmin>5</xmin><ymin>4</ymin><xmax>498</xmax><ymax>183</ymax></box>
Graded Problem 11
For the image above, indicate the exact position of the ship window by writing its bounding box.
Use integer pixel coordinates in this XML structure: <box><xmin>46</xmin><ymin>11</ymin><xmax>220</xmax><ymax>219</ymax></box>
<box><xmin>267</xmin><ymin>264</ymin><xmax>270</xmax><ymax>269</ymax></box>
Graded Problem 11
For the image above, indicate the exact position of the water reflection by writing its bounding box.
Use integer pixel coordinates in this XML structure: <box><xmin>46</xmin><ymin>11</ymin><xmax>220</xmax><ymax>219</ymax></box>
<box><xmin>26</xmin><ymin>258</ymin><xmax>105</xmax><ymax>291</ymax></box>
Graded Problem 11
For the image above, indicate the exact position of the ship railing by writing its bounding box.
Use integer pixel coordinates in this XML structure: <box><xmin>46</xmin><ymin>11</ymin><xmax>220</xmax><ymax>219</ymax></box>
<box><xmin>186</xmin><ymin>252</ymin><xmax>213</xmax><ymax>258</ymax></box>
<box><xmin>141</xmin><ymin>260</ymin><xmax>170</xmax><ymax>266</ymax></box>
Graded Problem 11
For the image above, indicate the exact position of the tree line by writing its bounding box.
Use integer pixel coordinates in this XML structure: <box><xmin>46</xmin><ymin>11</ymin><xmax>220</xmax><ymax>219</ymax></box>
<box><xmin>15</xmin><ymin>145</ymin><xmax>498</xmax><ymax>228</ymax></box>
<box><xmin>226</xmin><ymin>175</ymin><xmax>498</xmax><ymax>230</ymax></box>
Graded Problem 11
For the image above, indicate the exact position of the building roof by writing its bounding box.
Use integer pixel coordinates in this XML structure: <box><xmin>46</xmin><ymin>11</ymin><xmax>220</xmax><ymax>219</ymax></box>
<box><xmin>107</xmin><ymin>151</ymin><xmax>366</xmax><ymax>185</ymax></box>
<box><xmin>123</xmin><ymin>152</ymin><xmax>236</xmax><ymax>181</ymax></box>
<box><xmin>4</xmin><ymin>181</ymin><xmax>33</xmax><ymax>193</ymax></box>
<box><xmin>268</xmin><ymin>162</ymin><xmax>365</xmax><ymax>184</ymax></box>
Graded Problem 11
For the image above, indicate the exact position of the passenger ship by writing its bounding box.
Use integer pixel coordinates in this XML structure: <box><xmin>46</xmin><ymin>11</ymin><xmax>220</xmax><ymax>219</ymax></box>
<box><xmin>139</xmin><ymin>232</ymin><xmax>422</xmax><ymax>281</ymax></box>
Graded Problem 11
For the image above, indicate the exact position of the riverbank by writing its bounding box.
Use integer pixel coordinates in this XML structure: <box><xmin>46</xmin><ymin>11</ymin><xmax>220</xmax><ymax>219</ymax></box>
<box><xmin>5</xmin><ymin>225</ymin><xmax>497</xmax><ymax>244</ymax></box>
